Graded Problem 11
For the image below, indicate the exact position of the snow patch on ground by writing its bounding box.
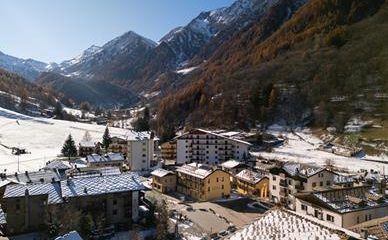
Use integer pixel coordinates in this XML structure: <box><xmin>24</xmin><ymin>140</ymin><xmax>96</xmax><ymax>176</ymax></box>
<box><xmin>176</xmin><ymin>66</ymin><xmax>199</xmax><ymax>75</ymax></box>
<box><xmin>252</xmin><ymin>125</ymin><xmax>388</xmax><ymax>173</ymax></box>
<box><xmin>0</xmin><ymin>107</ymin><xmax>128</xmax><ymax>173</ymax></box>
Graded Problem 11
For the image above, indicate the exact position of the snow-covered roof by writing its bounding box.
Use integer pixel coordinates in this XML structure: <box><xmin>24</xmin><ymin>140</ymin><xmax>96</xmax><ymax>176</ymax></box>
<box><xmin>55</xmin><ymin>231</ymin><xmax>83</xmax><ymax>240</ymax></box>
<box><xmin>7</xmin><ymin>169</ymin><xmax>61</xmax><ymax>184</ymax></box>
<box><xmin>228</xmin><ymin>209</ymin><xmax>348</xmax><ymax>240</ymax></box>
<box><xmin>45</xmin><ymin>160</ymin><xmax>72</xmax><ymax>170</ymax></box>
<box><xmin>86</xmin><ymin>153</ymin><xmax>124</xmax><ymax>163</ymax></box>
<box><xmin>177</xmin><ymin>128</ymin><xmax>252</xmax><ymax>146</ymax></box>
<box><xmin>282</xmin><ymin>163</ymin><xmax>323</xmax><ymax>178</ymax></box>
<box><xmin>111</xmin><ymin>130</ymin><xmax>153</xmax><ymax>141</ymax></box>
<box><xmin>235</xmin><ymin>169</ymin><xmax>267</xmax><ymax>184</ymax></box>
<box><xmin>4</xmin><ymin>182</ymin><xmax>63</xmax><ymax>204</ymax></box>
<box><xmin>296</xmin><ymin>186</ymin><xmax>388</xmax><ymax>214</ymax></box>
<box><xmin>221</xmin><ymin>160</ymin><xmax>245</xmax><ymax>169</ymax></box>
<box><xmin>66</xmin><ymin>166</ymin><xmax>121</xmax><ymax>179</ymax></box>
<box><xmin>176</xmin><ymin>163</ymin><xmax>215</xmax><ymax>179</ymax></box>
<box><xmin>151</xmin><ymin>168</ymin><xmax>175</xmax><ymax>178</ymax></box>
<box><xmin>61</xmin><ymin>173</ymin><xmax>144</xmax><ymax>198</ymax></box>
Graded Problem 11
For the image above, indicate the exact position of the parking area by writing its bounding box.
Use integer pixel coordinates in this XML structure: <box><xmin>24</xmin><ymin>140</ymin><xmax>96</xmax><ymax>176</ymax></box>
<box><xmin>145</xmin><ymin>190</ymin><xmax>267</xmax><ymax>238</ymax></box>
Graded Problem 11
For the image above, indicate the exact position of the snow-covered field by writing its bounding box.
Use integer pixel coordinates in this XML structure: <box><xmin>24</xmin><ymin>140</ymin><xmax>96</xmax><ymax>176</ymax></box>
<box><xmin>251</xmin><ymin>125</ymin><xmax>388</xmax><ymax>173</ymax></box>
<box><xmin>0</xmin><ymin>107</ymin><xmax>129</xmax><ymax>173</ymax></box>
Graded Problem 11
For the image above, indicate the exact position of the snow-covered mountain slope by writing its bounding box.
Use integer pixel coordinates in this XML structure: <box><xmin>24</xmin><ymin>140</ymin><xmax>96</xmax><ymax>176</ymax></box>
<box><xmin>0</xmin><ymin>51</ymin><xmax>48</xmax><ymax>81</ymax></box>
<box><xmin>0</xmin><ymin>107</ymin><xmax>135</xmax><ymax>173</ymax></box>
<box><xmin>49</xmin><ymin>31</ymin><xmax>157</xmax><ymax>79</ymax></box>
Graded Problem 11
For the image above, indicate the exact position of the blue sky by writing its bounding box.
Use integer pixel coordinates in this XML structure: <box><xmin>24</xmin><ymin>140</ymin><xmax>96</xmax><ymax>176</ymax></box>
<box><xmin>0</xmin><ymin>0</ymin><xmax>234</xmax><ymax>63</ymax></box>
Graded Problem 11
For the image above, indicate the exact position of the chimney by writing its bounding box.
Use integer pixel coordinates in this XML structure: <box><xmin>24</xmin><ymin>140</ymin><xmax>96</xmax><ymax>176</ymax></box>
<box><xmin>150</xmin><ymin>131</ymin><xmax>155</xmax><ymax>139</ymax></box>
<box><xmin>14</xmin><ymin>172</ymin><xmax>18</xmax><ymax>177</ymax></box>
<box><xmin>84</xmin><ymin>187</ymin><xmax>88</xmax><ymax>194</ymax></box>
<box><xmin>25</xmin><ymin>170</ymin><xmax>29</xmax><ymax>176</ymax></box>
<box><xmin>360</xmin><ymin>228</ymin><xmax>368</xmax><ymax>239</ymax></box>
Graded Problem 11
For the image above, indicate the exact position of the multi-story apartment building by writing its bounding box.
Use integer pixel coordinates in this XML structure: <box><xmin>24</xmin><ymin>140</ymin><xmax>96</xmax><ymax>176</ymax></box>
<box><xmin>86</xmin><ymin>153</ymin><xmax>125</xmax><ymax>170</ymax></box>
<box><xmin>160</xmin><ymin>140</ymin><xmax>177</xmax><ymax>163</ymax></box>
<box><xmin>269</xmin><ymin>163</ymin><xmax>353</xmax><ymax>209</ymax></box>
<box><xmin>295</xmin><ymin>186</ymin><xmax>388</xmax><ymax>229</ymax></box>
<box><xmin>235</xmin><ymin>169</ymin><xmax>269</xmax><ymax>198</ymax></box>
<box><xmin>108</xmin><ymin>131</ymin><xmax>155</xmax><ymax>171</ymax></box>
<box><xmin>151</xmin><ymin>168</ymin><xmax>177</xmax><ymax>193</ymax></box>
<box><xmin>176</xmin><ymin>163</ymin><xmax>231</xmax><ymax>201</ymax></box>
<box><xmin>176</xmin><ymin>129</ymin><xmax>251</xmax><ymax>165</ymax></box>
<box><xmin>1</xmin><ymin>173</ymin><xmax>144</xmax><ymax>235</ymax></box>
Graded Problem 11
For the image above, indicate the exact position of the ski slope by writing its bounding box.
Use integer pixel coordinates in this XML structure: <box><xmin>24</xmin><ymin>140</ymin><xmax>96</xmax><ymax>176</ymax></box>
<box><xmin>0</xmin><ymin>107</ymin><xmax>131</xmax><ymax>173</ymax></box>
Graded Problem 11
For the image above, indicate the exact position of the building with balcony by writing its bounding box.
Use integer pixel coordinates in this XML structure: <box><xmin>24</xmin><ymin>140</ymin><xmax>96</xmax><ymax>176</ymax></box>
<box><xmin>107</xmin><ymin>131</ymin><xmax>155</xmax><ymax>171</ymax></box>
<box><xmin>295</xmin><ymin>186</ymin><xmax>388</xmax><ymax>229</ymax></box>
<box><xmin>269</xmin><ymin>163</ymin><xmax>354</xmax><ymax>209</ymax></box>
<box><xmin>176</xmin><ymin>163</ymin><xmax>231</xmax><ymax>201</ymax></box>
<box><xmin>235</xmin><ymin>169</ymin><xmax>269</xmax><ymax>198</ymax></box>
<box><xmin>150</xmin><ymin>168</ymin><xmax>176</xmax><ymax>193</ymax></box>
<box><xmin>160</xmin><ymin>140</ymin><xmax>177</xmax><ymax>163</ymax></box>
<box><xmin>176</xmin><ymin>129</ymin><xmax>251</xmax><ymax>165</ymax></box>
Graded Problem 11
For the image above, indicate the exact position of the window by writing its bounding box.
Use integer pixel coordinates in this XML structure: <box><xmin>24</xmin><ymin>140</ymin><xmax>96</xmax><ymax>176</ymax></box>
<box><xmin>369</xmin><ymin>214</ymin><xmax>372</xmax><ymax>220</ymax></box>
<box><xmin>319</xmin><ymin>181</ymin><xmax>323</xmax><ymax>186</ymax></box>
<box><xmin>222</xmin><ymin>177</ymin><xmax>224</xmax><ymax>182</ymax></box>
<box><xmin>208</xmin><ymin>179</ymin><xmax>210</xmax><ymax>184</ymax></box>
<box><xmin>113</xmin><ymin>210</ymin><xmax>118</xmax><ymax>215</ymax></box>
<box><xmin>142</xmin><ymin>154</ymin><xmax>146</xmax><ymax>157</ymax></box>
<box><xmin>301</xmin><ymin>204</ymin><xmax>307</xmax><ymax>211</ymax></box>
<box><xmin>113</xmin><ymin>199</ymin><xmax>117</xmax><ymax>205</ymax></box>
<box><xmin>365</xmin><ymin>215</ymin><xmax>368</xmax><ymax>221</ymax></box>
<box><xmin>222</xmin><ymin>185</ymin><xmax>224</xmax><ymax>190</ymax></box>
<box><xmin>312</xmin><ymin>182</ymin><xmax>317</xmax><ymax>187</ymax></box>
<box><xmin>216</xmin><ymin>178</ymin><xmax>219</xmax><ymax>183</ymax></box>
<box><xmin>326</xmin><ymin>214</ymin><xmax>334</xmax><ymax>222</ymax></box>
<box><xmin>272</xmin><ymin>185</ymin><xmax>276</xmax><ymax>190</ymax></box>
<box><xmin>272</xmin><ymin>176</ymin><xmax>276</xmax><ymax>181</ymax></box>
<box><xmin>357</xmin><ymin>216</ymin><xmax>360</xmax><ymax>224</ymax></box>
<box><xmin>208</xmin><ymin>187</ymin><xmax>210</xmax><ymax>192</ymax></box>
<box><xmin>326</xmin><ymin>181</ymin><xmax>331</xmax><ymax>185</ymax></box>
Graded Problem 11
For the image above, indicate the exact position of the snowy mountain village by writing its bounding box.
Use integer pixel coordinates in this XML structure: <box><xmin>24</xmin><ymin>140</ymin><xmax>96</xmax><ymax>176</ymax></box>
<box><xmin>0</xmin><ymin>107</ymin><xmax>386</xmax><ymax>240</ymax></box>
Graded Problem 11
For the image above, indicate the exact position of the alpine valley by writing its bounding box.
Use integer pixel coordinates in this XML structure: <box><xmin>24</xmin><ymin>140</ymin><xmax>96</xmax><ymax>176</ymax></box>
<box><xmin>0</xmin><ymin>0</ymin><xmax>387</xmax><ymax>136</ymax></box>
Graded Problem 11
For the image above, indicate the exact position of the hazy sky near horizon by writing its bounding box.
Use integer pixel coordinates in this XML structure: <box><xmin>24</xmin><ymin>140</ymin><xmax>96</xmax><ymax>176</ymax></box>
<box><xmin>0</xmin><ymin>0</ymin><xmax>234</xmax><ymax>63</ymax></box>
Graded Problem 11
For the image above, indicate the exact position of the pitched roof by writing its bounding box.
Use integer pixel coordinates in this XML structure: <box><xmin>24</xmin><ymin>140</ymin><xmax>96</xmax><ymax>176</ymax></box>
<box><xmin>221</xmin><ymin>160</ymin><xmax>246</xmax><ymax>169</ymax></box>
<box><xmin>3</xmin><ymin>182</ymin><xmax>63</xmax><ymax>204</ymax></box>
<box><xmin>176</xmin><ymin>128</ymin><xmax>252</xmax><ymax>146</ymax></box>
<box><xmin>295</xmin><ymin>186</ymin><xmax>388</xmax><ymax>214</ymax></box>
<box><xmin>176</xmin><ymin>163</ymin><xmax>215</xmax><ymax>179</ymax></box>
<box><xmin>86</xmin><ymin>153</ymin><xmax>124</xmax><ymax>163</ymax></box>
<box><xmin>45</xmin><ymin>160</ymin><xmax>72</xmax><ymax>170</ymax></box>
<box><xmin>61</xmin><ymin>173</ymin><xmax>144</xmax><ymax>198</ymax></box>
<box><xmin>151</xmin><ymin>168</ymin><xmax>175</xmax><ymax>178</ymax></box>
<box><xmin>7</xmin><ymin>169</ymin><xmax>61</xmax><ymax>184</ymax></box>
<box><xmin>228</xmin><ymin>209</ymin><xmax>348</xmax><ymax>240</ymax></box>
<box><xmin>235</xmin><ymin>169</ymin><xmax>267</xmax><ymax>184</ymax></box>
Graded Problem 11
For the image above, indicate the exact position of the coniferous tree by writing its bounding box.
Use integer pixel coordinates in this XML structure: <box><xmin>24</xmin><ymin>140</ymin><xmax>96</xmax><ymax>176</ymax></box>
<box><xmin>54</xmin><ymin>102</ymin><xmax>64</xmax><ymax>120</ymax></box>
<box><xmin>102</xmin><ymin>126</ymin><xmax>111</xmax><ymax>152</ymax></box>
<box><xmin>61</xmin><ymin>134</ymin><xmax>77</xmax><ymax>160</ymax></box>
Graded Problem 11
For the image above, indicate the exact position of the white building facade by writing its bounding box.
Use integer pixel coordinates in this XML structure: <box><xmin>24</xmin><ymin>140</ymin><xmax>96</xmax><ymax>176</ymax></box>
<box><xmin>176</xmin><ymin>129</ymin><xmax>251</xmax><ymax>165</ymax></box>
